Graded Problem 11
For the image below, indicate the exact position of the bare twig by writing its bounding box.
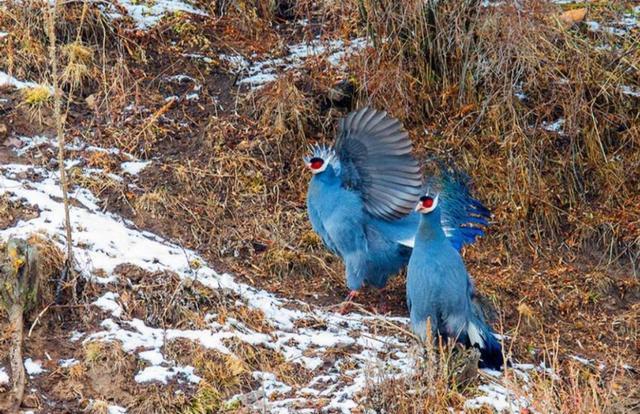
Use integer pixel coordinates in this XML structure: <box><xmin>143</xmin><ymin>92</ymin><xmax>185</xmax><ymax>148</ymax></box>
<box><xmin>46</xmin><ymin>1</ymin><xmax>76</xmax><ymax>301</ymax></box>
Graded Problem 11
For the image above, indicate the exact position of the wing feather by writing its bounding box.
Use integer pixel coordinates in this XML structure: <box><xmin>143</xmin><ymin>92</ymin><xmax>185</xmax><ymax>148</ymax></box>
<box><xmin>335</xmin><ymin>107</ymin><xmax>422</xmax><ymax>220</ymax></box>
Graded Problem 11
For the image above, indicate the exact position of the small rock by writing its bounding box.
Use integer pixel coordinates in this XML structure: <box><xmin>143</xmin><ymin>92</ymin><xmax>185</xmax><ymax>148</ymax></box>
<box><xmin>0</xmin><ymin>123</ymin><xmax>8</xmax><ymax>141</ymax></box>
<box><xmin>85</xmin><ymin>94</ymin><xmax>97</xmax><ymax>110</ymax></box>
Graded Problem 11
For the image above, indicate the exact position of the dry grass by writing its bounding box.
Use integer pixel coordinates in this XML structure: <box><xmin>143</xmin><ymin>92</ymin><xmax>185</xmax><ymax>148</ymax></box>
<box><xmin>346</xmin><ymin>0</ymin><xmax>640</xmax><ymax>267</ymax></box>
<box><xmin>362</xmin><ymin>341</ymin><xmax>479</xmax><ymax>413</ymax></box>
<box><xmin>1</xmin><ymin>0</ymin><xmax>639</xmax><ymax>412</ymax></box>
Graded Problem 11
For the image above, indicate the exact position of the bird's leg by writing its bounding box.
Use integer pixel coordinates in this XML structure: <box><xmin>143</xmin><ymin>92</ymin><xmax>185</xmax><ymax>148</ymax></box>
<box><xmin>339</xmin><ymin>290</ymin><xmax>359</xmax><ymax>314</ymax></box>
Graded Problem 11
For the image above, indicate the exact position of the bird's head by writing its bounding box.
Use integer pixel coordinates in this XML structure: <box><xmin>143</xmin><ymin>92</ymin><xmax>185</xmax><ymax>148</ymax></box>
<box><xmin>303</xmin><ymin>144</ymin><xmax>335</xmax><ymax>175</ymax></box>
<box><xmin>415</xmin><ymin>193</ymin><xmax>439</xmax><ymax>214</ymax></box>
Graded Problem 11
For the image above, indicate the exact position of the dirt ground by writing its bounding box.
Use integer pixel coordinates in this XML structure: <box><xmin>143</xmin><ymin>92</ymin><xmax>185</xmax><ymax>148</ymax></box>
<box><xmin>1</xmin><ymin>0</ymin><xmax>639</xmax><ymax>412</ymax></box>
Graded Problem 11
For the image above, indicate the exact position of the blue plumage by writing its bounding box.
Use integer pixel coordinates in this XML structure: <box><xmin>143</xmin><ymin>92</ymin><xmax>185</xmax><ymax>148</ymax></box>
<box><xmin>307</xmin><ymin>163</ymin><xmax>411</xmax><ymax>290</ymax></box>
<box><xmin>407</xmin><ymin>194</ymin><xmax>503</xmax><ymax>370</ymax></box>
<box><xmin>304</xmin><ymin>107</ymin><xmax>490</xmax><ymax>295</ymax></box>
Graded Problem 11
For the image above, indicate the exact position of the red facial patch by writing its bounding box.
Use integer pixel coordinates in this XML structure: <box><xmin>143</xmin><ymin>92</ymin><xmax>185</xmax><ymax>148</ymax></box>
<box><xmin>310</xmin><ymin>159</ymin><xmax>324</xmax><ymax>170</ymax></box>
<box><xmin>422</xmin><ymin>197</ymin><xmax>434</xmax><ymax>208</ymax></box>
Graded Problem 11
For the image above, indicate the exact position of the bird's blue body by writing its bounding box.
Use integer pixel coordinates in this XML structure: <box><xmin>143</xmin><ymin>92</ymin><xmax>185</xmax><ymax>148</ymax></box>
<box><xmin>407</xmin><ymin>204</ymin><xmax>503</xmax><ymax>370</ymax></box>
<box><xmin>307</xmin><ymin>164</ymin><xmax>412</xmax><ymax>290</ymax></box>
<box><xmin>305</xmin><ymin>107</ymin><xmax>490</xmax><ymax>295</ymax></box>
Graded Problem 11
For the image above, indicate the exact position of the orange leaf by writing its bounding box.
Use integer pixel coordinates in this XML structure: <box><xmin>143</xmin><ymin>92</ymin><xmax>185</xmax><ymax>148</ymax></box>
<box><xmin>560</xmin><ymin>8</ymin><xmax>587</xmax><ymax>25</ymax></box>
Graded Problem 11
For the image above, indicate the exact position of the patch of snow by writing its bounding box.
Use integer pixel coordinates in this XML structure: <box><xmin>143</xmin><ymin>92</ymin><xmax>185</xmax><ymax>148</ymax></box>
<box><xmin>310</xmin><ymin>332</ymin><xmax>355</xmax><ymax>348</ymax></box>
<box><xmin>514</xmin><ymin>82</ymin><xmax>527</xmax><ymax>101</ymax></box>
<box><xmin>14</xmin><ymin>135</ymin><xmax>51</xmax><ymax>156</ymax></box>
<box><xmin>220</xmin><ymin>54</ymin><xmax>250</xmax><ymax>71</ymax></box>
<box><xmin>93</xmin><ymin>292</ymin><xmax>124</xmax><ymax>318</ymax></box>
<box><xmin>238</xmin><ymin>37</ymin><xmax>367</xmax><ymax>89</ymax></box>
<box><xmin>108</xmin><ymin>405</ymin><xmax>127</xmax><ymax>414</ymax></box>
<box><xmin>542</xmin><ymin>118</ymin><xmax>565</xmax><ymax>133</ymax></box>
<box><xmin>185</xmin><ymin>92</ymin><xmax>199</xmax><ymax>101</ymax></box>
<box><xmin>139</xmin><ymin>349</ymin><xmax>165</xmax><ymax>365</ymax></box>
<box><xmin>0</xmin><ymin>366</ymin><xmax>9</xmax><ymax>385</ymax></box>
<box><xmin>86</xmin><ymin>145</ymin><xmax>122</xmax><ymax>155</ymax></box>
<box><xmin>69</xmin><ymin>331</ymin><xmax>85</xmax><ymax>342</ymax></box>
<box><xmin>254</xmin><ymin>371</ymin><xmax>292</xmax><ymax>397</ymax></box>
<box><xmin>481</xmin><ymin>0</ymin><xmax>505</xmax><ymax>7</ymax></box>
<box><xmin>134</xmin><ymin>364</ymin><xmax>200</xmax><ymax>384</ymax></box>
<box><xmin>465</xmin><ymin>383</ymin><xmax>530</xmax><ymax>412</ymax></box>
<box><xmin>121</xmin><ymin>160</ymin><xmax>151</xmax><ymax>175</ymax></box>
<box><xmin>107</xmin><ymin>0</ymin><xmax>207</xmax><ymax>30</ymax></box>
<box><xmin>59</xmin><ymin>358</ymin><xmax>79</xmax><ymax>368</ymax></box>
<box><xmin>134</xmin><ymin>365</ymin><xmax>175</xmax><ymax>384</ymax></box>
<box><xmin>584</xmin><ymin>9</ymin><xmax>639</xmax><ymax>37</ymax></box>
<box><xmin>0</xmin><ymin>71</ymin><xmax>44</xmax><ymax>90</ymax></box>
<box><xmin>183</xmin><ymin>53</ymin><xmax>214</xmax><ymax>64</ymax></box>
<box><xmin>166</xmin><ymin>74</ymin><xmax>197</xmax><ymax>84</ymax></box>
<box><xmin>24</xmin><ymin>358</ymin><xmax>45</xmax><ymax>376</ymax></box>
<box><xmin>621</xmin><ymin>85</ymin><xmax>640</xmax><ymax>97</ymax></box>
<box><xmin>0</xmin><ymin>31</ymin><xmax>8</xmax><ymax>39</ymax></box>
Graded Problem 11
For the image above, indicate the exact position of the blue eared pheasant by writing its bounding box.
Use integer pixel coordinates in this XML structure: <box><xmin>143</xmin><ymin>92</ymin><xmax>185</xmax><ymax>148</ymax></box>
<box><xmin>407</xmin><ymin>192</ymin><xmax>504</xmax><ymax>370</ymax></box>
<box><xmin>304</xmin><ymin>107</ymin><xmax>490</xmax><ymax>310</ymax></box>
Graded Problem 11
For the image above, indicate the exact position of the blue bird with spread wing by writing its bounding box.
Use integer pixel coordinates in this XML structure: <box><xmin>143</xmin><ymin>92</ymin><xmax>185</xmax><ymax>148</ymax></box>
<box><xmin>407</xmin><ymin>192</ymin><xmax>504</xmax><ymax>370</ymax></box>
<box><xmin>304</xmin><ymin>107</ymin><xmax>490</xmax><ymax>308</ymax></box>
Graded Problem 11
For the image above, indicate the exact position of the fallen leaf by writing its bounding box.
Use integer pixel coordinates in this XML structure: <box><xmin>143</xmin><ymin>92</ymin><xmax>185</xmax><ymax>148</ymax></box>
<box><xmin>560</xmin><ymin>8</ymin><xmax>587</xmax><ymax>25</ymax></box>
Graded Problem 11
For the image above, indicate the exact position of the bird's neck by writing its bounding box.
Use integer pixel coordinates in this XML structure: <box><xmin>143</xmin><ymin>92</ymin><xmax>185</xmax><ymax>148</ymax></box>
<box><xmin>416</xmin><ymin>208</ymin><xmax>447</xmax><ymax>242</ymax></box>
<box><xmin>311</xmin><ymin>165</ymin><xmax>339</xmax><ymax>186</ymax></box>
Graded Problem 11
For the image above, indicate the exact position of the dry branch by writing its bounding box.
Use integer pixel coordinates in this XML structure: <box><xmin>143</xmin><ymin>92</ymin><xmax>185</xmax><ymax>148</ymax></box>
<box><xmin>0</xmin><ymin>239</ymin><xmax>40</xmax><ymax>412</ymax></box>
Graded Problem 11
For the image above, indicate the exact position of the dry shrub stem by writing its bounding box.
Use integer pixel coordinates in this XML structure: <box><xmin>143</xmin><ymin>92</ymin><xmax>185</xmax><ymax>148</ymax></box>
<box><xmin>6</xmin><ymin>302</ymin><xmax>25</xmax><ymax>412</ymax></box>
<box><xmin>46</xmin><ymin>0</ymin><xmax>76</xmax><ymax>298</ymax></box>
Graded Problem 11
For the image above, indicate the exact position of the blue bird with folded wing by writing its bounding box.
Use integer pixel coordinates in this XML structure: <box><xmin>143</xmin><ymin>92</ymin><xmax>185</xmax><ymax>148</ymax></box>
<box><xmin>407</xmin><ymin>192</ymin><xmax>504</xmax><ymax>370</ymax></box>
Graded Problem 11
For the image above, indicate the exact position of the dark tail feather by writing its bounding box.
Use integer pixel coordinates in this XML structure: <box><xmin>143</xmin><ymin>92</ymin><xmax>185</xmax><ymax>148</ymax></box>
<box><xmin>427</xmin><ymin>160</ymin><xmax>492</xmax><ymax>250</ymax></box>
<box><xmin>468</xmin><ymin>314</ymin><xmax>505</xmax><ymax>370</ymax></box>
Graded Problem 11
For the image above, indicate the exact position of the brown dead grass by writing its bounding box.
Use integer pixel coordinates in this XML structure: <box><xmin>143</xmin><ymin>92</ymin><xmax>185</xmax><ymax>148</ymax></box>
<box><xmin>347</xmin><ymin>0</ymin><xmax>640</xmax><ymax>267</ymax></box>
<box><xmin>1</xmin><ymin>0</ymin><xmax>639</xmax><ymax>412</ymax></box>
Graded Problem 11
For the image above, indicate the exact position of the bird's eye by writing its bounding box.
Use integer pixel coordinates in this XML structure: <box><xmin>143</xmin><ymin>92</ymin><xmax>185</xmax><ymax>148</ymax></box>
<box><xmin>420</xmin><ymin>196</ymin><xmax>434</xmax><ymax>208</ymax></box>
<box><xmin>309</xmin><ymin>158</ymin><xmax>324</xmax><ymax>170</ymax></box>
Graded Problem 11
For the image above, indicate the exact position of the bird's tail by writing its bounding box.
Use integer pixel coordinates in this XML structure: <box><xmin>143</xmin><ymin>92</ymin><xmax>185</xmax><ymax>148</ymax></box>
<box><xmin>465</xmin><ymin>313</ymin><xmax>504</xmax><ymax>370</ymax></box>
<box><xmin>425</xmin><ymin>161</ymin><xmax>491</xmax><ymax>251</ymax></box>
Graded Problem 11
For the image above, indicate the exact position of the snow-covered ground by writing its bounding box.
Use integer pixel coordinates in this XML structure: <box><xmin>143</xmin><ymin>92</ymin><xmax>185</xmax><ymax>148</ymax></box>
<box><xmin>100</xmin><ymin>0</ymin><xmax>207</xmax><ymax>30</ymax></box>
<box><xmin>0</xmin><ymin>133</ymin><xmax>534</xmax><ymax>412</ymax></box>
<box><xmin>0</xmin><ymin>367</ymin><xmax>9</xmax><ymax>386</ymax></box>
<box><xmin>0</xmin><ymin>71</ymin><xmax>44</xmax><ymax>90</ymax></box>
<box><xmin>230</xmin><ymin>37</ymin><xmax>368</xmax><ymax>88</ymax></box>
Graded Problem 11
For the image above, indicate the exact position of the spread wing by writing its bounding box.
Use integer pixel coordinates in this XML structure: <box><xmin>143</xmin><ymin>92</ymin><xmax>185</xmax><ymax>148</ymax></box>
<box><xmin>335</xmin><ymin>107</ymin><xmax>422</xmax><ymax>221</ymax></box>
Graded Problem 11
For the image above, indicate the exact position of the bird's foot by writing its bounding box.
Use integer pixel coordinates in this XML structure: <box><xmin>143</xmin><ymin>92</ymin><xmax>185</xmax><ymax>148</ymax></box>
<box><xmin>339</xmin><ymin>290</ymin><xmax>359</xmax><ymax>315</ymax></box>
